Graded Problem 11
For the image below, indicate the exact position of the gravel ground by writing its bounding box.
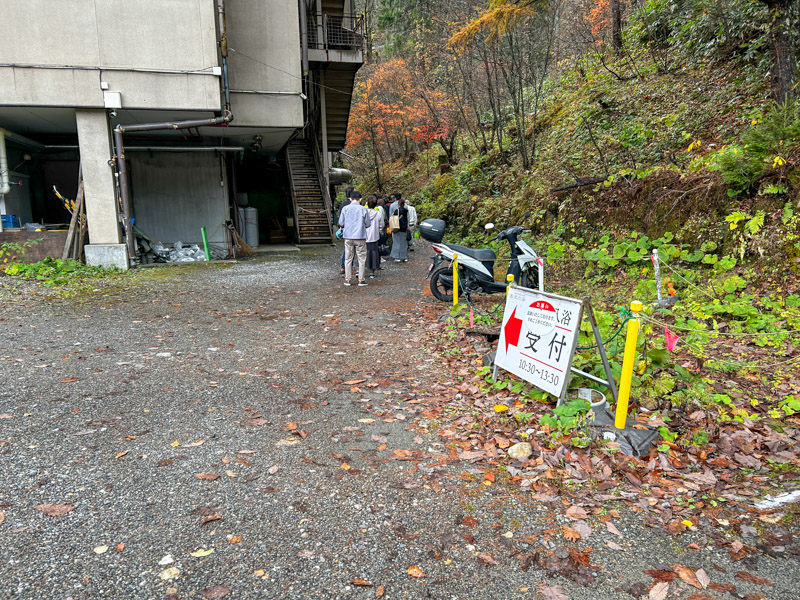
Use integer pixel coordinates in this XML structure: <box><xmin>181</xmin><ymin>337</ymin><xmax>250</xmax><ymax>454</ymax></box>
<box><xmin>0</xmin><ymin>244</ymin><xmax>798</xmax><ymax>599</ymax></box>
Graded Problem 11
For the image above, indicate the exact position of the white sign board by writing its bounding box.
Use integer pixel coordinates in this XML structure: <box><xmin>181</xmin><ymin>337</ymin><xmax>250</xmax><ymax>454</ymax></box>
<box><xmin>496</xmin><ymin>287</ymin><xmax>584</xmax><ymax>398</ymax></box>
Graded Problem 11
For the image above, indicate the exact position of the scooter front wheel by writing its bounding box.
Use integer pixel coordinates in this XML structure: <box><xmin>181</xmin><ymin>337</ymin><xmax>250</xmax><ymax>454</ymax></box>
<box><xmin>520</xmin><ymin>269</ymin><xmax>539</xmax><ymax>290</ymax></box>
<box><xmin>429</xmin><ymin>264</ymin><xmax>454</xmax><ymax>302</ymax></box>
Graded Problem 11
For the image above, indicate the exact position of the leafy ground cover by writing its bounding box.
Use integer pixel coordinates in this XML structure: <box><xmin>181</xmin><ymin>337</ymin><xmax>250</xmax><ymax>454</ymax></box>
<box><xmin>411</xmin><ymin>220</ymin><xmax>800</xmax><ymax>588</ymax></box>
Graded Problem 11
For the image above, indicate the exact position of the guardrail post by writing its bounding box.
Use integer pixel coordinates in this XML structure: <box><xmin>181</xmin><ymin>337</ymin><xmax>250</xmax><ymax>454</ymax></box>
<box><xmin>615</xmin><ymin>300</ymin><xmax>643</xmax><ymax>429</ymax></box>
<box><xmin>452</xmin><ymin>253</ymin><xmax>459</xmax><ymax>308</ymax></box>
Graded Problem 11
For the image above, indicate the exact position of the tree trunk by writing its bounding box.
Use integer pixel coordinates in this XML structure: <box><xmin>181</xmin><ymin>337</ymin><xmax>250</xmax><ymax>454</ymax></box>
<box><xmin>768</xmin><ymin>0</ymin><xmax>797</xmax><ymax>103</ymax></box>
<box><xmin>610</xmin><ymin>0</ymin><xmax>623</xmax><ymax>53</ymax></box>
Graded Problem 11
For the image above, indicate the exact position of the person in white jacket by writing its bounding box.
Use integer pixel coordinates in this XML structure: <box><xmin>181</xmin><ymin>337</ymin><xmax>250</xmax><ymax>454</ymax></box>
<box><xmin>406</xmin><ymin>200</ymin><xmax>418</xmax><ymax>250</ymax></box>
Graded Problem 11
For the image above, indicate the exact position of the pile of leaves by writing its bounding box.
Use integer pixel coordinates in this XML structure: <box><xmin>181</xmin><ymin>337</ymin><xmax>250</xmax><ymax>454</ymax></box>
<box><xmin>414</xmin><ymin>298</ymin><xmax>800</xmax><ymax>558</ymax></box>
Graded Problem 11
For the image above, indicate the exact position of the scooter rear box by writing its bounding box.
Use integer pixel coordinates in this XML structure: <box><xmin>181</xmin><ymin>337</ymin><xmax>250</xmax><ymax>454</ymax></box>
<box><xmin>419</xmin><ymin>219</ymin><xmax>445</xmax><ymax>243</ymax></box>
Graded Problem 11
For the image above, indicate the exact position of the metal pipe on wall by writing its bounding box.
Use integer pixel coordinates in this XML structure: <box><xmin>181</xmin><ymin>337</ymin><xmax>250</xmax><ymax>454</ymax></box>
<box><xmin>112</xmin><ymin>111</ymin><xmax>234</xmax><ymax>262</ymax></box>
<box><xmin>0</xmin><ymin>130</ymin><xmax>11</xmax><ymax>195</ymax></box>
<box><xmin>217</xmin><ymin>0</ymin><xmax>231</xmax><ymax>111</ymax></box>
<box><xmin>299</xmin><ymin>0</ymin><xmax>309</xmax><ymax>76</ymax></box>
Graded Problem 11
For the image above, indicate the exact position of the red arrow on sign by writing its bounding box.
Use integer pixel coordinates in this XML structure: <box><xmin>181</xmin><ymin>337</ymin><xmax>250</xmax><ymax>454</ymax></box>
<box><xmin>503</xmin><ymin>307</ymin><xmax>523</xmax><ymax>353</ymax></box>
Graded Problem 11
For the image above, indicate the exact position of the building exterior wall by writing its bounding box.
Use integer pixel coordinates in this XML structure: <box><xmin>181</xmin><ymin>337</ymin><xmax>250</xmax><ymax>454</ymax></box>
<box><xmin>226</xmin><ymin>0</ymin><xmax>304</xmax><ymax>128</ymax></box>
<box><xmin>0</xmin><ymin>0</ymin><xmax>221</xmax><ymax>111</ymax></box>
<box><xmin>130</xmin><ymin>153</ymin><xmax>229</xmax><ymax>246</ymax></box>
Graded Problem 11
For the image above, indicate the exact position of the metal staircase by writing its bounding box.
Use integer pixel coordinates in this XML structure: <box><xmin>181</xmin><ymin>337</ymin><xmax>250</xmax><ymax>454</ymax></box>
<box><xmin>320</xmin><ymin>68</ymin><xmax>358</xmax><ymax>152</ymax></box>
<box><xmin>287</xmin><ymin>140</ymin><xmax>334</xmax><ymax>244</ymax></box>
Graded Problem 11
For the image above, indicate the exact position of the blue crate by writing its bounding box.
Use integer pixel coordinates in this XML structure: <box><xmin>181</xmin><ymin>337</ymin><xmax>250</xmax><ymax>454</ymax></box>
<box><xmin>1</xmin><ymin>214</ymin><xmax>20</xmax><ymax>228</ymax></box>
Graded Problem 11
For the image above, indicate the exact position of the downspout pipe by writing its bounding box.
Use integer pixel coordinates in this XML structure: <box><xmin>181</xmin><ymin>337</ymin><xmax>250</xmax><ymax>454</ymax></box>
<box><xmin>112</xmin><ymin>111</ymin><xmax>234</xmax><ymax>262</ymax></box>
<box><xmin>217</xmin><ymin>0</ymin><xmax>231</xmax><ymax>111</ymax></box>
<box><xmin>299</xmin><ymin>0</ymin><xmax>309</xmax><ymax>78</ymax></box>
<box><xmin>0</xmin><ymin>129</ymin><xmax>10</xmax><ymax>195</ymax></box>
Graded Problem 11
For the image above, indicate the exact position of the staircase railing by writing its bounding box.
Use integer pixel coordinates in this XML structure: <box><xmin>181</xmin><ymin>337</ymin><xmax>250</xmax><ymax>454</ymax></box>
<box><xmin>285</xmin><ymin>146</ymin><xmax>301</xmax><ymax>244</ymax></box>
<box><xmin>307</xmin><ymin>120</ymin><xmax>335</xmax><ymax>242</ymax></box>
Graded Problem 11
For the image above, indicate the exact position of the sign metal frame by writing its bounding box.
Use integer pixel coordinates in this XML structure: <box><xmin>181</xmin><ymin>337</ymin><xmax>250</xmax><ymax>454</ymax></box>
<box><xmin>493</xmin><ymin>285</ymin><xmax>618</xmax><ymax>407</ymax></box>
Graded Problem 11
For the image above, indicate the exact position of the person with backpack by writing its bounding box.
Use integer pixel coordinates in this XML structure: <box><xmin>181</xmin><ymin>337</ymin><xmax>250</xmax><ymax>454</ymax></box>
<box><xmin>389</xmin><ymin>198</ymin><xmax>409</xmax><ymax>262</ymax></box>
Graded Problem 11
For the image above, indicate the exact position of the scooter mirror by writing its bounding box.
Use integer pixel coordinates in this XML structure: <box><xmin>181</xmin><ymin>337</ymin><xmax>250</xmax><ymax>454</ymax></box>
<box><xmin>484</xmin><ymin>223</ymin><xmax>495</xmax><ymax>231</ymax></box>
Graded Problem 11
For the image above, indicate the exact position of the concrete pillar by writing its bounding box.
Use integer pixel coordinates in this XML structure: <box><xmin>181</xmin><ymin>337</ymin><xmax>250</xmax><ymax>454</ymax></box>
<box><xmin>75</xmin><ymin>110</ymin><xmax>128</xmax><ymax>269</ymax></box>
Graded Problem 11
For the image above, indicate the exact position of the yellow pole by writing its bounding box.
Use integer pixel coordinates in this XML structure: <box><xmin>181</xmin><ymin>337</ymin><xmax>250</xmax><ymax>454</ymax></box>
<box><xmin>452</xmin><ymin>254</ymin><xmax>459</xmax><ymax>308</ymax></box>
<box><xmin>615</xmin><ymin>300</ymin><xmax>643</xmax><ymax>429</ymax></box>
<box><xmin>506</xmin><ymin>273</ymin><xmax>514</xmax><ymax>298</ymax></box>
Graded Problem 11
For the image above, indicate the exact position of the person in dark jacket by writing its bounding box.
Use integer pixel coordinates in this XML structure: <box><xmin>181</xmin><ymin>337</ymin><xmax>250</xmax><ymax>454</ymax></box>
<box><xmin>390</xmin><ymin>199</ymin><xmax>409</xmax><ymax>262</ymax></box>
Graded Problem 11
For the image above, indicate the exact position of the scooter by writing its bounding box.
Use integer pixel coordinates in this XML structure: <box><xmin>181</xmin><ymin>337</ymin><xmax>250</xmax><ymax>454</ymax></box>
<box><xmin>426</xmin><ymin>222</ymin><xmax>540</xmax><ymax>302</ymax></box>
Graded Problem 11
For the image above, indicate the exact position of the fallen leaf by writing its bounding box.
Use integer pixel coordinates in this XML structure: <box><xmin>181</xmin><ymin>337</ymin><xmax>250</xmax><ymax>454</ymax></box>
<box><xmin>708</xmin><ymin>582</ymin><xmax>736</xmax><ymax>593</ymax></box>
<box><xmin>194</xmin><ymin>472</ymin><xmax>220</xmax><ymax>481</ymax></box>
<box><xmin>228</xmin><ymin>535</ymin><xmax>242</xmax><ymax>544</ymax></box>
<box><xmin>735</xmin><ymin>572</ymin><xmax>772</xmax><ymax>586</ymax></box>
<box><xmin>267</xmin><ymin>465</ymin><xmax>279</xmax><ymax>475</ymax></box>
<box><xmin>671</xmin><ymin>564</ymin><xmax>702</xmax><ymax>589</ymax></box>
<box><xmin>377</xmin><ymin>584</ymin><xmax>385</xmax><ymax>597</ymax></box>
<box><xmin>343</xmin><ymin>379</ymin><xmax>366</xmax><ymax>385</ymax></box>
<box><xmin>758</xmin><ymin>514</ymin><xmax>782</xmax><ymax>524</ymax></box>
<box><xmin>484</xmin><ymin>472</ymin><xmax>495</xmax><ymax>482</ymax></box>
<box><xmin>253</xmin><ymin>569</ymin><xmax>265</xmax><ymax>577</ymax></box>
<box><xmin>115</xmin><ymin>451</ymin><xmax>128</xmax><ymax>459</ymax></box>
<box><xmin>494</xmin><ymin>404</ymin><xmax>509</xmax><ymax>413</ymax></box>
<box><xmin>696</xmin><ymin>568</ymin><xmax>710</xmax><ymax>589</ymax></box>
<box><xmin>407</xmin><ymin>565</ymin><xmax>426</xmax><ymax>578</ymax></box>
<box><xmin>606</xmin><ymin>521</ymin><xmax>623</xmax><ymax>537</ymax></box>
<box><xmin>276</xmin><ymin>438</ymin><xmax>300</xmax><ymax>447</ymax></box>
<box><xmin>352</xmin><ymin>578</ymin><xmax>373</xmax><ymax>586</ymax></box>
<box><xmin>225</xmin><ymin>470</ymin><xmax>236</xmax><ymax>478</ymax></box>
<box><xmin>566</xmin><ymin>505</ymin><xmax>588</xmax><ymax>519</ymax></box>
<box><xmin>238</xmin><ymin>449</ymin><xmax>257</xmax><ymax>454</ymax></box>
<box><xmin>0</xmin><ymin>510</ymin><xmax>4</xmax><ymax>525</ymax></box>
<box><xmin>60</xmin><ymin>377</ymin><xmax>79</xmax><ymax>383</ymax></box>
<box><xmin>644</xmin><ymin>569</ymin><xmax>675</xmax><ymax>582</ymax></box>
<box><xmin>685</xmin><ymin>594</ymin><xmax>714</xmax><ymax>600</ymax></box>
<box><xmin>202</xmin><ymin>585</ymin><xmax>230</xmax><ymax>598</ymax></box>
<box><xmin>93</xmin><ymin>545</ymin><xmax>109</xmax><ymax>554</ymax></box>
<box><xmin>477</xmin><ymin>552</ymin><xmax>498</xmax><ymax>566</ymax></box>
<box><xmin>341</xmin><ymin>463</ymin><xmax>351</xmax><ymax>470</ymax></box>
<box><xmin>190</xmin><ymin>548</ymin><xmax>215</xmax><ymax>557</ymax></box>
<box><xmin>572</xmin><ymin>520</ymin><xmax>592</xmax><ymax>540</ymax></box>
<box><xmin>563</xmin><ymin>525</ymin><xmax>581</xmax><ymax>542</ymax></box>
<box><xmin>115</xmin><ymin>543</ymin><xmax>125</xmax><ymax>552</ymax></box>
<box><xmin>358</xmin><ymin>418</ymin><xmax>375</xmax><ymax>424</ymax></box>
<box><xmin>538</xmin><ymin>583</ymin><xmax>569</xmax><ymax>600</ymax></box>
<box><xmin>605</xmin><ymin>540</ymin><xmax>624</xmax><ymax>551</ymax></box>
<box><xmin>34</xmin><ymin>503</ymin><xmax>75</xmax><ymax>517</ymax></box>
<box><xmin>460</xmin><ymin>516</ymin><xmax>478</xmax><ymax>527</ymax></box>
<box><xmin>201</xmin><ymin>513</ymin><xmax>222</xmax><ymax>526</ymax></box>
<box><xmin>159</xmin><ymin>567</ymin><xmax>180</xmax><ymax>580</ymax></box>
<box><xmin>170</xmin><ymin>441</ymin><xmax>181</xmax><ymax>447</ymax></box>
<box><xmin>649</xmin><ymin>582</ymin><xmax>669</xmax><ymax>600</ymax></box>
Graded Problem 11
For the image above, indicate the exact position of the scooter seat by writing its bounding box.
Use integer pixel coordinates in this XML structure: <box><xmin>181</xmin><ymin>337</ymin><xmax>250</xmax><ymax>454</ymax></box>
<box><xmin>447</xmin><ymin>244</ymin><xmax>496</xmax><ymax>263</ymax></box>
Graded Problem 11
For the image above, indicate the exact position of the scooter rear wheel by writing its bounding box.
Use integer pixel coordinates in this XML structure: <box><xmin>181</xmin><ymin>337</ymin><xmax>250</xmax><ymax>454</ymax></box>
<box><xmin>430</xmin><ymin>265</ymin><xmax>454</xmax><ymax>302</ymax></box>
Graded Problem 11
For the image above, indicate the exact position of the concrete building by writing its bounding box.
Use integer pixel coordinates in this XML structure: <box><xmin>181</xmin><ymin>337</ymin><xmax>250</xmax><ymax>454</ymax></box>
<box><xmin>0</xmin><ymin>0</ymin><xmax>362</xmax><ymax>268</ymax></box>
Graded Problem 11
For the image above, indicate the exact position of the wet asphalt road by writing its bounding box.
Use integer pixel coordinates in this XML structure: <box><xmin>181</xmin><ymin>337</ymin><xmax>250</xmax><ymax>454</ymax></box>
<box><xmin>0</xmin><ymin>245</ymin><xmax>798</xmax><ymax>599</ymax></box>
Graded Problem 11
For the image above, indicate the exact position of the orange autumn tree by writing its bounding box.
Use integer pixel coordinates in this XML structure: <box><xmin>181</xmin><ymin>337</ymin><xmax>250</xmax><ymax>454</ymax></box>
<box><xmin>347</xmin><ymin>58</ymin><xmax>459</xmax><ymax>187</ymax></box>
